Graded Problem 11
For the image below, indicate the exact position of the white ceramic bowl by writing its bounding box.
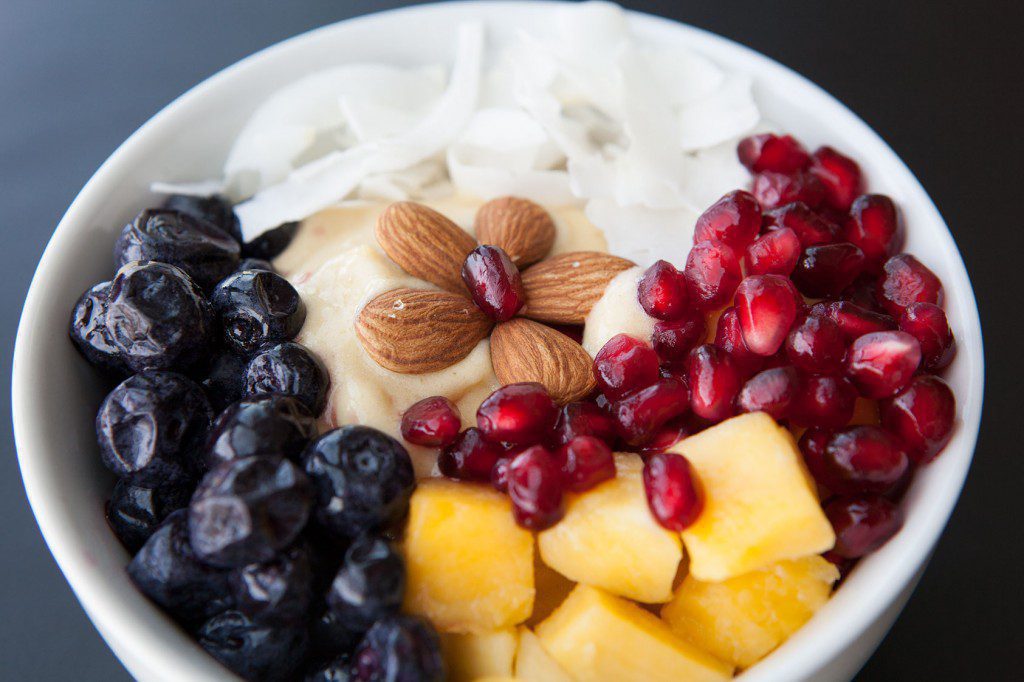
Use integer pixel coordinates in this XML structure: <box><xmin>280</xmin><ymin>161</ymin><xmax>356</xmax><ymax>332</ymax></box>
<box><xmin>13</xmin><ymin>2</ymin><xmax>984</xmax><ymax>680</ymax></box>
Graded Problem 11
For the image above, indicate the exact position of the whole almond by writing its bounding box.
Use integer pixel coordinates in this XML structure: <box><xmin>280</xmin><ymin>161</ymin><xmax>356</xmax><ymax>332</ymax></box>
<box><xmin>376</xmin><ymin>202</ymin><xmax>477</xmax><ymax>293</ymax></box>
<box><xmin>474</xmin><ymin>196</ymin><xmax>557</xmax><ymax>267</ymax></box>
<box><xmin>356</xmin><ymin>288</ymin><xmax>493</xmax><ymax>374</ymax></box>
<box><xmin>490</xmin><ymin>318</ymin><xmax>597</xmax><ymax>404</ymax></box>
<box><xmin>521</xmin><ymin>251</ymin><xmax>635</xmax><ymax>325</ymax></box>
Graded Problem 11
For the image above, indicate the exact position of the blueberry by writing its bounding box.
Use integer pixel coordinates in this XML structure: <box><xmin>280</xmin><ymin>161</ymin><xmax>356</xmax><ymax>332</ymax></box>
<box><xmin>351</xmin><ymin>615</ymin><xmax>444</xmax><ymax>682</ymax></box>
<box><xmin>127</xmin><ymin>510</ymin><xmax>232</xmax><ymax>626</ymax></box>
<box><xmin>238</xmin><ymin>257</ymin><xmax>275</xmax><ymax>273</ymax></box>
<box><xmin>245</xmin><ymin>342</ymin><xmax>329</xmax><ymax>415</ymax></box>
<box><xmin>306</xmin><ymin>654</ymin><xmax>352</xmax><ymax>682</ymax></box>
<box><xmin>243</xmin><ymin>221</ymin><xmax>299</xmax><ymax>260</ymax></box>
<box><xmin>162</xmin><ymin>193</ymin><xmax>242</xmax><ymax>244</ymax></box>
<box><xmin>211</xmin><ymin>270</ymin><xmax>306</xmax><ymax>355</ymax></box>
<box><xmin>308</xmin><ymin>603</ymin><xmax>362</xmax><ymax>668</ymax></box>
<box><xmin>229</xmin><ymin>543</ymin><xmax>312</xmax><ymax>626</ymax></box>
<box><xmin>302</xmin><ymin>427</ymin><xmax>414</xmax><ymax>540</ymax></box>
<box><xmin>106</xmin><ymin>479</ymin><xmax>192</xmax><ymax>553</ymax></box>
<box><xmin>194</xmin><ymin>348</ymin><xmax>248</xmax><ymax>413</ymax></box>
<box><xmin>96</xmin><ymin>371</ymin><xmax>212</xmax><ymax>485</ymax></box>
<box><xmin>105</xmin><ymin>261</ymin><xmax>214</xmax><ymax>372</ymax></box>
<box><xmin>188</xmin><ymin>456</ymin><xmax>313</xmax><ymax>568</ymax></box>
<box><xmin>115</xmin><ymin>208</ymin><xmax>240</xmax><ymax>290</ymax></box>
<box><xmin>69</xmin><ymin>281</ymin><xmax>128</xmax><ymax>375</ymax></box>
<box><xmin>197</xmin><ymin>610</ymin><xmax>308</xmax><ymax>682</ymax></box>
<box><xmin>204</xmin><ymin>394</ymin><xmax>317</xmax><ymax>470</ymax></box>
<box><xmin>327</xmin><ymin>536</ymin><xmax>404</xmax><ymax>632</ymax></box>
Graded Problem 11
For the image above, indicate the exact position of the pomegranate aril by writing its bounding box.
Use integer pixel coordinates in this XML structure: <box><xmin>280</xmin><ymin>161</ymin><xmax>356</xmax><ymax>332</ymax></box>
<box><xmin>736</xmin><ymin>366</ymin><xmax>799</xmax><ymax>420</ymax></box>
<box><xmin>693</xmin><ymin>190</ymin><xmax>762</xmax><ymax>252</ymax></box>
<box><xmin>764</xmin><ymin>202</ymin><xmax>839</xmax><ymax>248</ymax></box>
<box><xmin>737</xmin><ymin>134</ymin><xmax>810</xmax><ymax>174</ymax></box>
<box><xmin>792</xmin><ymin>242</ymin><xmax>866</xmax><ymax>298</ymax></box>
<box><xmin>476</xmin><ymin>382</ymin><xmax>558</xmax><ymax>446</ymax></box>
<box><xmin>844</xmin><ymin>194</ymin><xmax>901</xmax><ymax>268</ymax></box>
<box><xmin>880</xmin><ymin>375</ymin><xmax>956</xmax><ymax>464</ymax></box>
<box><xmin>490</xmin><ymin>457</ymin><xmax>511</xmax><ymax>493</ymax></box>
<box><xmin>508</xmin><ymin>446</ymin><xmax>565</xmax><ymax>530</ymax></box>
<box><xmin>839</xmin><ymin>275</ymin><xmax>883</xmax><ymax>311</ymax></box>
<box><xmin>461</xmin><ymin>245</ymin><xmax>525</xmax><ymax>321</ymax></box>
<box><xmin>684</xmin><ymin>239</ymin><xmax>742</xmax><ymax>311</ymax></box>
<box><xmin>745</xmin><ymin>227</ymin><xmax>801</xmax><ymax>276</ymax></box>
<box><xmin>551</xmin><ymin>401</ymin><xmax>617</xmax><ymax>447</ymax></box>
<box><xmin>810</xmin><ymin>300</ymin><xmax>896</xmax><ymax>341</ymax></box>
<box><xmin>876</xmin><ymin>254</ymin><xmax>944</xmax><ymax>317</ymax></box>
<box><xmin>809</xmin><ymin>146</ymin><xmax>863</xmax><ymax>212</ymax></box>
<box><xmin>637</xmin><ymin>418</ymin><xmax>692</xmax><ymax>455</ymax></box>
<box><xmin>638</xmin><ymin>260</ymin><xmax>689</xmax><ymax>320</ymax></box>
<box><xmin>785</xmin><ymin>314</ymin><xmax>846</xmax><ymax>375</ymax></box>
<box><xmin>401</xmin><ymin>396</ymin><xmax>462</xmax><ymax>447</ymax></box>
<box><xmin>845</xmin><ymin>331</ymin><xmax>922</xmax><ymax>399</ymax></box>
<box><xmin>556</xmin><ymin>436</ymin><xmax>616</xmax><ymax>493</ymax></box>
<box><xmin>752</xmin><ymin>171</ymin><xmax>826</xmax><ymax>210</ymax></box>
<box><xmin>687</xmin><ymin>344</ymin><xmax>743</xmax><ymax>422</ymax></box>
<box><xmin>798</xmin><ymin>428</ymin><xmax>844</xmax><ymax>494</ymax></box>
<box><xmin>735</xmin><ymin>274</ymin><xmax>802</xmax><ymax>356</ymax></box>
<box><xmin>898</xmin><ymin>302</ymin><xmax>956</xmax><ymax>371</ymax></box>
<box><xmin>713</xmin><ymin>306</ymin><xmax>762</xmax><ymax>376</ymax></box>
<box><xmin>612</xmin><ymin>378</ymin><xmax>689</xmax><ymax>446</ymax></box>
<box><xmin>791</xmin><ymin>375</ymin><xmax>857</xmax><ymax>429</ymax></box>
<box><xmin>825</xmin><ymin>494</ymin><xmax>903</xmax><ymax>559</ymax></box>
<box><xmin>824</xmin><ymin>425</ymin><xmax>909</xmax><ymax>494</ymax></box>
<box><xmin>643</xmin><ymin>453</ymin><xmax>704</xmax><ymax>531</ymax></box>
<box><xmin>593</xmin><ymin>334</ymin><xmax>661</xmax><ymax>400</ymax></box>
<box><xmin>651</xmin><ymin>312</ymin><xmax>707</xmax><ymax>364</ymax></box>
<box><xmin>439</xmin><ymin>427</ymin><xmax>505</xmax><ymax>481</ymax></box>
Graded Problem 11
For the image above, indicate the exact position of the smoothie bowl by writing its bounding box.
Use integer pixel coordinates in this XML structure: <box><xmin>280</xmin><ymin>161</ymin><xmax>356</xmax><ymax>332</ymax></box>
<box><xmin>12</xmin><ymin>2</ymin><xmax>983</xmax><ymax>681</ymax></box>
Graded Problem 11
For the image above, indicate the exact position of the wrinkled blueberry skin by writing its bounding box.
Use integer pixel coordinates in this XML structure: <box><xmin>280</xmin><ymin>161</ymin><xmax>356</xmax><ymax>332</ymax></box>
<box><xmin>105</xmin><ymin>261</ymin><xmax>214</xmax><ymax>373</ymax></box>
<box><xmin>229</xmin><ymin>543</ymin><xmax>313</xmax><ymax>626</ymax></box>
<box><xmin>307</xmin><ymin>654</ymin><xmax>353</xmax><ymax>682</ymax></box>
<box><xmin>245</xmin><ymin>342</ymin><xmax>329</xmax><ymax>415</ymax></box>
<box><xmin>238</xmin><ymin>257</ymin><xmax>275</xmax><ymax>273</ymax></box>
<box><xmin>127</xmin><ymin>510</ymin><xmax>232</xmax><ymax>626</ymax></box>
<box><xmin>69</xmin><ymin>281</ymin><xmax>128</xmax><ymax>375</ymax></box>
<box><xmin>302</xmin><ymin>427</ymin><xmax>414</xmax><ymax>540</ymax></box>
<box><xmin>243</xmin><ymin>221</ymin><xmax>299</xmax><ymax>260</ymax></box>
<box><xmin>204</xmin><ymin>394</ymin><xmax>317</xmax><ymax>470</ymax></box>
<box><xmin>194</xmin><ymin>348</ymin><xmax>248</xmax><ymax>413</ymax></box>
<box><xmin>115</xmin><ymin>208</ymin><xmax>240</xmax><ymax>290</ymax></box>
<box><xmin>188</xmin><ymin>456</ymin><xmax>313</xmax><ymax>568</ymax></box>
<box><xmin>308</xmin><ymin>603</ymin><xmax>362</xmax><ymax>668</ymax></box>
<box><xmin>351</xmin><ymin>615</ymin><xmax>444</xmax><ymax>682</ymax></box>
<box><xmin>327</xmin><ymin>536</ymin><xmax>405</xmax><ymax>632</ymax></box>
<box><xmin>211</xmin><ymin>270</ymin><xmax>306</xmax><ymax>355</ymax></box>
<box><xmin>197</xmin><ymin>609</ymin><xmax>308</xmax><ymax>682</ymax></box>
<box><xmin>106</xmin><ymin>479</ymin><xmax>192</xmax><ymax>553</ymax></box>
<box><xmin>96</xmin><ymin>371</ymin><xmax>212</xmax><ymax>485</ymax></box>
<box><xmin>162</xmin><ymin>193</ymin><xmax>243</xmax><ymax>244</ymax></box>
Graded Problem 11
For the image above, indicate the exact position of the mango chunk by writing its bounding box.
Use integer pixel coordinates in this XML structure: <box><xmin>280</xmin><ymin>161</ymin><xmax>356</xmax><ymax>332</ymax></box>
<box><xmin>670</xmin><ymin>413</ymin><xmax>835</xmax><ymax>581</ymax></box>
<box><xmin>515</xmin><ymin>628</ymin><xmax>574</xmax><ymax>682</ymax></box>
<box><xmin>441</xmin><ymin>628</ymin><xmax>519</xmax><ymax>681</ymax></box>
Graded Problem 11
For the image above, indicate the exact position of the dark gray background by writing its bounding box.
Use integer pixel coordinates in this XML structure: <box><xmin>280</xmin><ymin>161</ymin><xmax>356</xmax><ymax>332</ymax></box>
<box><xmin>2</xmin><ymin>1</ymin><xmax>1021</xmax><ymax>679</ymax></box>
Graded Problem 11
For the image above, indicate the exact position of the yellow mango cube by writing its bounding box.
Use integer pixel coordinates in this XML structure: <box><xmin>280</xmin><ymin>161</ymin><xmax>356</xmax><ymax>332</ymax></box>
<box><xmin>441</xmin><ymin>628</ymin><xmax>519</xmax><ymax>681</ymax></box>
<box><xmin>670</xmin><ymin>413</ymin><xmax>835</xmax><ymax>581</ymax></box>
<box><xmin>515</xmin><ymin>628</ymin><xmax>574</xmax><ymax>682</ymax></box>
<box><xmin>535</xmin><ymin>585</ymin><xmax>733</xmax><ymax>682</ymax></box>
<box><xmin>403</xmin><ymin>480</ymin><xmax>534</xmax><ymax>632</ymax></box>
<box><xmin>661</xmin><ymin>556</ymin><xmax>839</xmax><ymax>668</ymax></box>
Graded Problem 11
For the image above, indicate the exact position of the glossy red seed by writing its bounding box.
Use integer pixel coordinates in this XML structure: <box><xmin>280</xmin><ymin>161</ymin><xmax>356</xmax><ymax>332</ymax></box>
<box><xmin>637</xmin><ymin>418</ymin><xmax>693</xmax><ymax>455</ymax></box>
<box><xmin>401</xmin><ymin>396</ymin><xmax>462</xmax><ymax>447</ymax></box>
<box><xmin>551</xmin><ymin>401</ymin><xmax>618</xmax><ymax>447</ymax></box>
<box><xmin>792</xmin><ymin>243</ymin><xmax>866</xmax><ymax>298</ymax></box>
<box><xmin>764</xmin><ymin>202</ymin><xmax>840</xmax><ymax>248</ymax></box>
<box><xmin>684</xmin><ymin>239</ymin><xmax>742</xmax><ymax>311</ymax></box>
<box><xmin>880</xmin><ymin>375</ymin><xmax>956</xmax><ymax>464</ymax></box>
<box><xmin>638</xmin><ymin>260</ymin><xmax>689</xmax><ymax>320</ymax></box>
<box><xmin>643</xmin><ymin>453</ymin><xmax>704</xmax><ymax>531</ymax></box>
<box><xmin>876</xmin><ymin>254</ymin><xmax>944</xmax><ymax>317</ymax></box>
<box><xmin>593</xmin><ymin>334</ymin><xmax>661</xmax><ymax>400</ymax></box>
<box><xmin>825</xmin><ymin>494</ymin><xmax>903</xmax><ymax>559</ymax></box>
<box><xmin>745</xmin><ymin>227</ymin><xmax>801</xmax><ymax>276</ymax></box>
<box><xmin>824</xmin><ymin>426</ymin><xmax>909</xmax><ymax>494</ymax></box>
<box><xmin>791</xmin><ymin>375</ymin><xmax>857</xmax><ymax>429</ymax></box>
<box><xmin>785</xmin><ymin>314</ymin><xmax>846</xmax><ymax>375</ymax></box>
<box><xmin>687</xmin><ymin>344</ymin><xmax>743</xmax><ymax>422</ymax></box>
<box><xmin>798</xmin><ymin>428</ymin><xmax>843</xmax><ymax>494</ymax></box>
<box><xmin>844</xmin><ymin>195</ymin><xmax>901</xmax><ymax>268</ymax></box>
<box><xmin>508</xmin><ymin>445</ymin><xmax>565</xmax><ymax>530</ymax></box>
<box><xmin>439</xmin><ymin>428</ymin><xmax>505</xmax><ymax>481</ymax></box>
<box><xmin>840</xmin><ymin>275</ymin><xmax>883</xmax><ymax>310</ymax></box>
<box><xmin>713</xmin><ymin>306</ymin><xmax>763</xmax><ymax>376</ymax></box>
<box><xmin>737</xmin><ymin>134</ymin><xmax>811</xmax><ymax>174</ymax></box>
<box><xmin>555</xmin><ymin>436</ymin><xmax>616</xmax><ymax>493</ymax></box>
<box><xmin>461</xmin><ymin>245</ymin><xmax>525</xmax><ymax>322</ymax></box>
<box><xmin>735</xmin><ymin>275</ymin><xmax>802</xmax><ymax>356</ymax></box>
<box><xmin>693</xmin><ymin>190</ymin><xmax>762</xmax><ymax>252</ymax></box>
<box><xmin>845</xmin><ymin>331</ymin><xmax>922</xmax><ymax>399</ymax></box>
<box><xmin>898</xmin><ymin>302</ymin><xmax>956</xmax><ymax>371</ymax></box>
<box><xmin>736</xmin><ymin>366</ymin><xmax>800</xmax><ymax>420</ymax></box>
<box><xmin>612</xmin><ymin>378</ymin><xmax>690</xmax><ymax>446</ymax></box>
<box><xmin>651</xmin><ymin>312</ymin><xmax>707</xmax><ymax>364</ymax></box>
<box><xmin>752</xmin><ymin>171</ymin><xmax>826</xmax><ymax>210</ymax></box>
<box><xmin>490</xmin><ymin>457</ymin><xmax>511</xmax><ymax>492</ymax></box>
<box><xmin>809</xmin><ymin>146</ymin><xmax>863</xmax><ymax>212</ymax></box>
<box><xmin>477</xmin><ymin>382</ymin><xmax>558</xmax><ymax>446</ymax></box>
<box><xmin>810</xmin><ymin>300</ymin><xmax>896</xmax><ymax>341</ymax></box>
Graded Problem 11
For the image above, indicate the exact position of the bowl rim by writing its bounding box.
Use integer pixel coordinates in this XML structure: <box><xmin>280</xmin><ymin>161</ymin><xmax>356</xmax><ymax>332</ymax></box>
<box><xmin>12</xmin><ymin>2</ymin><xmax>984</xmax><ymax>680</ymax></box>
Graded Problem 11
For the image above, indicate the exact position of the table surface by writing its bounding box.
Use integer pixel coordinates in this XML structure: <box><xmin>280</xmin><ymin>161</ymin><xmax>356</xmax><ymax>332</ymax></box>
<box><xmin>2</xmin><ymin>1</ymin><xmax>1021</xmax><ymax>679</ymax></box>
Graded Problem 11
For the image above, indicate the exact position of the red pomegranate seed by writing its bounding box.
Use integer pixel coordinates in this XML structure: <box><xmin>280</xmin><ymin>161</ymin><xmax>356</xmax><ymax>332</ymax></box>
<box><xmin>490</xmin><ymin>457</ymin><xmax>511</xmax><ymax>492</ymax></box>
<box><xmin>401</xmin><ymin>396</ymin><xmax>462</xmax><ymax>447</ymax></box>
<box><xmin>745</xmin><ymin>227</ymin><xmax>801</xmax><ymax>276</ymax></box>
<box><xmin>593</xmin><ymin>334</ymin><xmax>661</xmax><ymax>400</ymax></box>
<box><xmin>809</xmin><ymin>146</ymin><xmax>863</xmax><ymax>212</ymax></box>
<box><xmin>735</xmin><ymin>275</ymin><xmax>802</xmax><ymax>356</ymax></box>
<box><xmin>687</xmin><ymin>344</ymin><xmax>743</xmax><ymax>422</ymax></box>
<box><xmin>737</xmin><ymin>134</ymin><xmax>810</xmax><ymax>174</ymax></box>
<box><xmin>555</xmin><ymin>436</ymin><xmax>616</xmax><ymax>493</ymax></box>
<box><xmin>643</xmin><ymin>453</ymin><xmax>704</xmax><ymax>531</ymax></box>
<box><xmin>764</xmin><ymin>202</ymin><xmax>839</xmax><ymax>248</ymax></box>
<box><xmin>638</xmin><ymin>260</ymin><xmax>690</xmax><ymax>320</ymax></box>
<box><xmin>439</xmin><ymin>428</ymin><xmax>505</xmax><ymax>481</ymax></box>
<box><xmin>693</xmin><ymin>190</ymin><xmax>762</xmax><ymax>252</ymax></box>
<box><xmin>791</xmin><ymin>374</ymin><xmax>857</xmax><ymax>429</ymax></box>
<box><xmin>880</xmin><ymin>375</ymin><xmax>956</xmax><ymax>464</ymax></box>
<box><xmin>508</xmin><ymin>446</ymin><xmax>565</xmax><ymax>530</ymax></box>
<box><xmin>876</xmin><ymin>254</ymin><xmax>944</xmax><ymax>317</ymax></box>
<box><xmin>785</xmin><ymin>314</ymin><xmax>846</xmax><ymax>375</ymax></box>
<box><xmin>824</xmin><ymin>426</ymin><xmax>909</xmax><ymax>494</ymax></box>
<box><xmin>637</xmin><ymin>418</ymin><xmax>693</xmax><ymax>455</ymax></box>
<box><xmin>476</xmin><ymin>382</ymin><xmax>558</xmax><ymax>446</ymax></box>
<box><xmin>840</xmin><ymin>275</ymin><xmax>883</xmax><ymax>311</ymax></box>
<box><xmin>551</xmin><ymin>401</ymin><xmax>617</xmax><ymax>447</ymax></box>
<box><xmin>798</xmin><ymin>428</ymin><xmax>844</xmax><ymax>494</ymax></box>
<box><xmin>845</xmin><ymin>331</ymin><xmax>922</xmax><ymax>399</ymax></box>
<box><xmin>844</xmin><ymin>195</ymin><xmax>901</xmax><ymax>268</ymax></box>
<box><xmin>684</xmin><ymin>239</ymin><xmax>742</xmax><ymax>311</ymax></box>
<box><xmin>792</xmin><ymin>242</ymin><xmax>866</xmax><ymax>298</ymax></box>
<box><xmin>713</xmin><ymin>306</ymin><xmax>762</xmax><ymax>376</ymax></box>
<box><xmin>825</xmin><ymin>494</ymin><xmax>903</xmax><ymax>559</ymax></box>
<box><xmin>461</xmin><ymin>245</ymin><xmax>525</xmax><ymax>322</ymax></box>
<box><xmin>736</xmin><ymin>366</ymin><xmax>800</xmax><ymax>420</ymax></box>
<box><xmin>612</xmin><ymin>378</ymin><xmax>690</xmax><ymax>446</ymax></box>
<box><xmin>898</xmin><ymin>302</ymin><xmax>956</xmax><ymax>371</ymax></box>
<box><xmin>810</xmin><ymin>300</ymin><xmax>896</xmax><ymax>341</ymax></box>
<box><xmin>651</xmin><ymin>313</ymin><xmax>707</xmax><ymax>364</ymax></box>
<box><xmin>752</xmin><ymin>171</ymin><xmax>826</xmax><ymax>210</ymax></box>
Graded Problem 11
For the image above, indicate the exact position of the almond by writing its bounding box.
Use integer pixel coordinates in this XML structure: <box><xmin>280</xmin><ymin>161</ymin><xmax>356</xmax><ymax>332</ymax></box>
<box><xmin>376</xmin><ymin>202</ymin><xmax>478</xmax><ymax>293</ymax></box>
<box><xmin>520</xmin><ymin>251</ymin><xmax>636</xmax><ymax>325</ymax></box>
<box><xmin>474</xmin><ymin>196</ymin><xmax>557</xmax><ymax>267</ymax></box>
<box><xmin>490</xmin><ymin>318</ymin><xmax>597</xmax><ymax>404</ymax></box>
<box><xmin>356</xmin><ymin>288</ymin><xmax>493</xmax><ymax>374</ymax></box>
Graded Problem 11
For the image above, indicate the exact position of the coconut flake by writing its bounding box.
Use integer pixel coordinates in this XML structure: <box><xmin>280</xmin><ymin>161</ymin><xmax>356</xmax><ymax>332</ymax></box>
<box><xmin>149</xmin><ymin>179</ymin><xmax>226</xmax><ymax>197</ymax></box>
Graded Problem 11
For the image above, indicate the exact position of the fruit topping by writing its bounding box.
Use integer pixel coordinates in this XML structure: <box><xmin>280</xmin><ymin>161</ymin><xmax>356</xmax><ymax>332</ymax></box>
<box><xmin>401</xmin><ymin>396</ymin><xmax>462</xmax><ymax>448</ymax></box>
<box><xmin>785</xmin><ymin>314</ymin><xmax>846</xmax><ymax>375</ymax></box>
<box><xmin>744</xmin><ymin>227</ymin><xmax>801</xmax><ymax>276</ymax></box>
<box><xmin>844</xmin><ymin>194</ymin><xmax>900</xmax><ymax>267</ymax></box>
<box><xmin>244</xmin><ymin>341</ymin><xmax>329</xmax><ymax>415</ymax></box>
<box><xmin>651</xmin><ymin>312</ymin><xmax>707</xmax><ymax>364</ymax></box>
<box><xmin>230</xmin><ymin>544</ymin><xmax>313</xmax><ymax>626</ymax></box>
<box><xmin>792</xmin><ymin>242</ymin><xmax>866</xmax><ymax>298</ymax></box>
<box><xmin>461</xmin><ymin>244</ymin><xmax>526</xmax><ymax>321</ymax></box>
<box><xmin>643</xmin><ymin>453</ymin><xmax>704</xmax><ymax>531</ymax></box>
<box><xmin>684</xmin><ymin>239</ymin><xmax>742</xmax><ymax>311</ymax></box>
<box><xmin>197</xmin><ymin>609</ymin><xmax>309</xmax><ymax>682</ymax></box>
<box><xmin>328</xmin><ymin>535</ymin><xmax>405</xmax><ymax>632</ymax></box>
<box><xmin>823</xmin><ymin>426</ymin><xmax>909</xmax><ymax>494</ymax></box>
<box><xmin>210</xmin><ymin>270</ymin><xmax>306</xmax><ymax>355</ymax></box>
<box><xmin>476</xmin><ymin>382</ymin><xmax>559</xmax><ymax>446</ymax></box>
<box><xmin>693</xmin><ymin>190</ymin><xmax>762</xmax><ymax>252</ymax></box>
<box><xmin>612</xmin><ymin>378</ymin><xmax>690</xmax><ymax>446</ymax></box>
<box><xmin>876</xmin><ymin>253</ymin><xmax>943</xmax><ymax>316</ymax></box>
<box><xmin>712</xmin><ymin>306</ymin><xmax>762</xmax><ymax>376</ymax></box>
<box><xmin>736</xmin><ymin>366</ymin><xmax>799</xmax><ymax>421</ymax></box>
<box><xmin>798</xmin><ymin>428</ymin><xmax>842</xmax><ymax>493</ymax></box>
<box><xmin>737</xmin><ymin>134</ymin><xmax>810</xmax><ymax>174</ymax></box>
<box><xmin>791</xmin><ymin>375</ymin><xmax>857</xmax><ymax>429</ymax></box>
<box><xmin>752</xmin><ymin>171</ymin><xmax>825</xmax><ymax>210</ymax></box>
<box><xmin>105</xmin><ymin>479</ymin><xmax>191</xmax><ymax>553</ymax></box>
<box><xmin>204</xmin><ymin>394</ymin><xmax>317</xmax><ymax>470</ymax></box>
<box><xmin>69</xmin><ymin>281</ymin><xmax>127</xmax><ymax>374</ymax></box>
<box><xmin>809</xmin><ymin>147</ymin><xmax>863</xmax><ymax>212</ymax></box>
<box><xmin>593</xmin><ymin>334</ymin><xmax>661</xmax><ymax>400</ymax></box>
<box><xmin>242</xmin><ymin>221</ymin><xmax>300</xmax><ymax>261</ymax></box>
<box><xmin>194</xmin><ymin>348</ymin><xmax>248</xmax><ymax>412</ymax></box>
<box><xmin>845</xmin><ymin>330</ymin><xmax>922</xmax><ymax>399</ymax></box>
<box><xmin>556</xmin><ymin>435</ymin><xmax>616</xmax><ymax>493</ymax></box>
<box><xmin>352</xmin><ymin>615</ymin><xmax>444</xmax><ymax>682</ymax></box>
<box><xmin>638</xmin><ymin>260</ymin><xmax>690</xmax><ymax>320</ymax></box>
<box><xmin>825</xmin><ymin>494</ymin><xmax>903</xmax><ymax>559</ymax></box>
<box><xmin>880</xmin><ymin>375</ymin><xmax>956</xmax><ymax>463</ymax></box>
<box><xmin>162</xmin><ymin>193</ymin><xmax>241</xmax><ymax>244</ymax></box>
<box><xmin>734</xmin><ymin>275</ymin><xmax>801</xmax><ymax>356</ymax></box>
<box><xmin>898</xmin><ymin>302</ymin><xmax>956</xmax><ymax>370</ymax></box>
<box><xmin>763</xmin><ymin>202</ymin><xmax>839</xmax><ymax>247</ymax></box>
<box><xmin>687</xmin><ymin>344</ymin><xmax>743</xmax><ymax>422</ymax></box>
<box><xmin>490</xmin><ymin>457</ymin><xmax>511</xmax><ymax>493</ymax></box>
<box><xmin>809</xmin><ymin>300</ymin><xmax>896</xmax><ymax>340</ymax></box>
<box><xmin>508</xmin><ymin>445</ymin><xmax>566</xmax><ymax>530</ymax></box>
<box><xmin>439</xmin><ymin>427</ymin><xmax>505</xmax><ymax>482</ymax></box>
<box><xmin>551</xmin><ymin>401</ymin><xmax>618</xmax><ymax>447</ymax></box>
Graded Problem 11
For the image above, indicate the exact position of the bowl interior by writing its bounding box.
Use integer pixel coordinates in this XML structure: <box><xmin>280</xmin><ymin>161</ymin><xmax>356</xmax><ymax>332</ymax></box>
<box><xmin>13</xmin><ymin>2</ymin><xmax>983</xmax><ymax>680</ymax></box>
